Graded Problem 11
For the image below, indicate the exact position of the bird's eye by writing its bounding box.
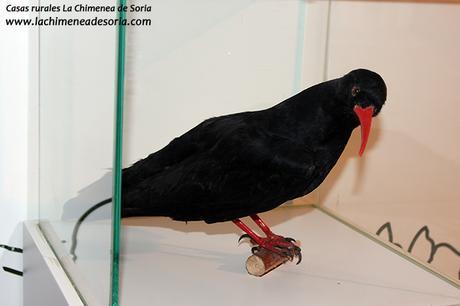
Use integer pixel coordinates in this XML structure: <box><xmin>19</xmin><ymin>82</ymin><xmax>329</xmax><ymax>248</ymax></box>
<box><xmin>351</xmin><ymin>86</ymin><xmax>360</xmax><ymax>97</ymax></box>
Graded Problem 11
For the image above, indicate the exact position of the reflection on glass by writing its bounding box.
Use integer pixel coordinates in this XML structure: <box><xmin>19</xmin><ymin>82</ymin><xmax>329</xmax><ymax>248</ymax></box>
<box><xmin>38</xmin><ymin>0</ymin><xmax>118</xmax><ymax>304</ymax></box>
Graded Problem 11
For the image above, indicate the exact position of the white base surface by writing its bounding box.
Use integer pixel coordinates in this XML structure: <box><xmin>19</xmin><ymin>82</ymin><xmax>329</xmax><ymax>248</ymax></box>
<box><xmin>119</xmin><ymin>207</ymin><xmax>460</xmax><ymax>306</ymax></box>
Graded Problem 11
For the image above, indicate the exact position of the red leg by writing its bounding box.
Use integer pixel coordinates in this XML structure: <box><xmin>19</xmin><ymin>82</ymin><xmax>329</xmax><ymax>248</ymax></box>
<box><xmin>250</xmin><ymin>214</ymin><xmax>297</xmax><ymax>245</ymax></box>
<box><xmin>232</xmin><ymin>217</ymin><xmax>302</xmax><ymax>263</ymax></box>
<box><xmin>232</xmin><ymin>219</ymin><xmax>265</xmax><ymax>246</ymax></box>
<box><xmin>250</xmin><ymin>214</ymin><xmax>275</xmax><ymax>237</ymax></box>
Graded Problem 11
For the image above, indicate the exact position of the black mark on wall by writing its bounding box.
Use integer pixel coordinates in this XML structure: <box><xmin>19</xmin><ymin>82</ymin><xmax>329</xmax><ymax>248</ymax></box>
<box><xmin>376</xmin><ymin>222</ymin><xmax>460</xmax><ymax>279</ymax></box>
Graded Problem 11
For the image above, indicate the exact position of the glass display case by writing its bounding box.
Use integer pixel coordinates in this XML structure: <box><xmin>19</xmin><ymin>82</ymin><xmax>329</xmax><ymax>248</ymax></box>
<box><xmin>36</xmin><ymin>1</ymin><xmax>459</xmax><ymax>305</ymax></box>
<box><xmin>37</xmin><ymin>0</ymin><xmax>124</xmax><ymax>305</ymax></box>
<box><xmin>318</xmin><ymin>0</ymin><xmax>460</xmax><ymax>286</ymax></box>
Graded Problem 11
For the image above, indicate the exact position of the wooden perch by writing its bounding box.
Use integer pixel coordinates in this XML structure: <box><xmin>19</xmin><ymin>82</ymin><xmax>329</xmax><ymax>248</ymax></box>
<box><xmin>245</xmin><ymin>248</ymin><xmax>289</xmax><ymax>277</ymax></box>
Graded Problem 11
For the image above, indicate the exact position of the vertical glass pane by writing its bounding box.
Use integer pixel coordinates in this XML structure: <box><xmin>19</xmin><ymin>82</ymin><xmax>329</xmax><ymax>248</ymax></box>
<box><xmin>111</xmin><ymin>0</ymin><xmax>127</xmax><ymax>304</ymax></box>
<box><xmin>38</xmin><ymin>1</ymin><xmax>119</xmax><ymax>304</ymax></box>
<box><xmin>320</xmin><ymin>1</ymin><xmax>460</xmax><ymax>286</ymax></box>
<box><xmin>120</xmin><ymin>0</ymin><xmax>329</xmax><ymax>303</ymax></box>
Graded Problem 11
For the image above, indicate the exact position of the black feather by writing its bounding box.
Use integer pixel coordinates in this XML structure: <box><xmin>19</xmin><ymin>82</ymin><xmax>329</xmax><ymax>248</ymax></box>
<box><xmin>121</xmin><ymin>69</ymin><xmax>387</xmax><ymax>224</ymax></box>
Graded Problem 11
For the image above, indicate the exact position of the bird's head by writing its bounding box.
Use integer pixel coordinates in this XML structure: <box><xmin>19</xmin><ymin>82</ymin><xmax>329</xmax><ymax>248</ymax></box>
<box><xmin>336</xmin><ymin>69</ymin><xmax>387</xmax><ymax>156</ymax></box>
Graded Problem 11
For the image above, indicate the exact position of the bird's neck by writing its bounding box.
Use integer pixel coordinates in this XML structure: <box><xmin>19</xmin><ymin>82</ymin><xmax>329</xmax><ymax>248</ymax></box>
<box><xmin>268</xmin><ymin>79</ymin><xmax>355</xmax><ymax>145</ymax></box>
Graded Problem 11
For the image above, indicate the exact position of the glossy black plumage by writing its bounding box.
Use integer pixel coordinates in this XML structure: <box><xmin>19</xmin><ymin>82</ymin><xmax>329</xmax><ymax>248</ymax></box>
<box><xmin>121</xmin><ymin>69</ymin><xmax>387</xmax><ymax>224</ymax></box>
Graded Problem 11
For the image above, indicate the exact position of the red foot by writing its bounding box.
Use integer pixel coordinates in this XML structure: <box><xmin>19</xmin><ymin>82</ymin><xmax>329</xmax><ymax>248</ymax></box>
<box><xmin>233</xmin><ymin>215</ymin><xmax>302</xmax><ymax>264</ymax></box>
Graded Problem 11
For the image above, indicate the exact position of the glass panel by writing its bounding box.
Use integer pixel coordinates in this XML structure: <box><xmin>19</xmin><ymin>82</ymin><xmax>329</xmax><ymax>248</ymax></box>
<box><xmin>320</xmin><ymin>1</ymin><xmax>460</xmax><ymax>286</ymax></box>
<box><xmin>122</xmin><ymin>1</ymin><xmax>328</xmax><ymax>206</ymax></box>
<box><xmin>119</xmin><ymin>0</ymin><xmax>330</xmax><ymax>303</ymax></box>
<box><xmin>38</xmin><ymin>1</ymin><xmax>120</xmax><ymax>305</ymax></box>
<box><xmin>111</xmin><ymin>0</ymin><xmax>127</xmax><ymax>304</ymax></box>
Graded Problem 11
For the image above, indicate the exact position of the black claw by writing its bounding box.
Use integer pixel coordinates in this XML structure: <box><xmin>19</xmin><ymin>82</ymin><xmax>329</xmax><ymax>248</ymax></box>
<box><xmin>240</xmin><ymin>234</ymin><xmax>303</xmax><ymax>265</ymax></box>
<box><xmin>238</xmin><ymin>234</ymin><xmax>251</xmax><ymax>243</ymax></box>
<box><xmin>296</xmin><ymin>252</ymin><xmax>302</xmax><ymax>265</ymax></box>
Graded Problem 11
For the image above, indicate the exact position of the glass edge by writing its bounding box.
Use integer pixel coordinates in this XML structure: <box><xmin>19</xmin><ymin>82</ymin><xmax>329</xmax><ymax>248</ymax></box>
<box><xmin>38</xmin><ymin>221</ymin><xmax>87</xmax><ymax>304</ymax></box>
<box><xmin>314</xmin><ymin>204</ymin><xmax>460</xmax><ymax>289</ymax></box>
<box><xmin>111</xmin><ymin>1</ymin><xmax>127</xmax><ymax>305</ymax></box>
<box><xmin>293</xmin><ymin>0</ymin><xmax>306</xmax><ymax>93</ymax></box>
<box><xmin>322</xmin><ymin>0</ymin><xmax>332</xmax><ymax>82</ymax></box>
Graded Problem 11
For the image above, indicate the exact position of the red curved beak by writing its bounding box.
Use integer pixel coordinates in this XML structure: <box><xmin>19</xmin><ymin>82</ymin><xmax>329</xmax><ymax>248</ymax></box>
<box><xmin>353</xmin><ymin>105</ymin><xmax>374</xmax><ymax>156</ymax></box>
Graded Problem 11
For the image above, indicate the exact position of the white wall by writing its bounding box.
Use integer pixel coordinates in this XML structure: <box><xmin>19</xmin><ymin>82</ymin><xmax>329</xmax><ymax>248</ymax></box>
<box><xmin>0</xmin><ymin>0</ymin><xmax>30</xmax><ymax>305</ymax></box>
<box><xmin>321</xmin><ymin>1</ymin><xmax>460</xmax><ymax>283</ymax></box>
<box><xmin>123</xmin><ymin>1</ymin><xmax>329</xmax><ymax>163</ymax></box>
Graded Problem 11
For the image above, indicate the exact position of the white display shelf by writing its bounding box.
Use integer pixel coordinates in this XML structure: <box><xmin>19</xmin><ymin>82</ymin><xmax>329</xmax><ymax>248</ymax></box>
<box><xmin>118</xmin><ymin>206</ymin><xmax>460</xmax><ymax>306</ymax></box>
<box><xmin>27</xmin><ymin>207</ymin><xmax>460</xmax><ymax>306</ymax></box>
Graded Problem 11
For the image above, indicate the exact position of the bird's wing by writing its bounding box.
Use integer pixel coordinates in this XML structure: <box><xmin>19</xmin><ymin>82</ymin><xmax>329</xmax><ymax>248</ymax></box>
<box><xmin>122</xmin><ymin>128</ymin><xmax>316</xmax><ymax>223</ymax></box>
<box><xmin>122</xmin><ymin>116</ymin><xmax>224</xmax><ymax>188</ymax></box>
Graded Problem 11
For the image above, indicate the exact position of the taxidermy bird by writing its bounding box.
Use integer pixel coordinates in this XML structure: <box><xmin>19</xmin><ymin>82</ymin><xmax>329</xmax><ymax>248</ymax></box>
<box><xmin>71</xmin><ymin>69</ymin><xmax>387</xmax><ymax>263</ymax></box>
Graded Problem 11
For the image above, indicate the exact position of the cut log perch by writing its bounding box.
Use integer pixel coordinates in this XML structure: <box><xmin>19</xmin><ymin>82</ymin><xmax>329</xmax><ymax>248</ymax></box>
<box><xmin>246</xmin><ymin>248</ymin><xmax>289</xmax><ymax>277</ymax></box>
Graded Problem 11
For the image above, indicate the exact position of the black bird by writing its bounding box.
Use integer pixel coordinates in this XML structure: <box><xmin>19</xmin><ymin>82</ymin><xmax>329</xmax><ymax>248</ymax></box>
<box><xmin>71</xmin><ymin>69</ymin><xmax>387</xmax><ymax>262</ymax></box>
